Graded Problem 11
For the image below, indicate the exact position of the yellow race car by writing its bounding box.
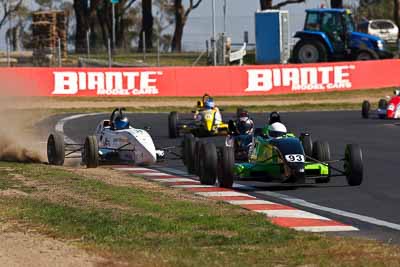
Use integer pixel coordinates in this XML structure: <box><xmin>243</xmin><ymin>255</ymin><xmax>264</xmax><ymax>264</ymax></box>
<box><xmin>168</xmin><ymin>94</ymin><xmax>229</xmax><ymax>138</ymax></box>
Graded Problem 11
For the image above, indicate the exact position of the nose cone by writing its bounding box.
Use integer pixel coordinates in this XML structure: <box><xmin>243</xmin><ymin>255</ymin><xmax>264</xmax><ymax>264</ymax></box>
<box><xmin>288</xmin><ymin>162</ymin><xmax>305</xmax><ymax>179</ymax></box>
<box><xmin>205</xmin><ymin>119</ymin><xmax>213</xmax><ymax>131</ymax></box>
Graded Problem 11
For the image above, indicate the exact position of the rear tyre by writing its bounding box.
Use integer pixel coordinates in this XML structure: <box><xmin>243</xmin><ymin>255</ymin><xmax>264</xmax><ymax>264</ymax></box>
<box><xmin>47</xmin><ymin>133</ymin><xmax>65</xmax><ymax>166</ymax></box>
<box><xmin>313</xmin><ymin>141</ymin><xmax>330</xmax><ymax>184</ymax></box>
<box><xmin>300</xmin><ymin>133</ymin><xmax>313</xmax><ymax>158</ymax></box>
<box><xmin>183</xmin><ymin>134</ymin><xmax>196</xmax><ymax>174</ymax></box>
<box><xmin>218</xmin><ymin>146</ymin><xmax>235</xmax><ymax>188</ymax></box>
<box><xmin>344</xmin><ymin>144</ymin><xmax>363</xmax><ymax>186</ymax></box>
<box><xmin>83</xmin><ymin>136</ymin><xmax>99</xmax><ymax>168</ymax></box>
<box><xmin>168</xmin><ymin>111</ymin><xmax>179</xmax><ymax>138</ymax></box>
<box><xmin>199</xmin><ymin>143</ymin><xmax>218</xmax><ymax>185</ymax></box>
<box><xmin>293</xmin><ymin>40</ymin><xmax>327</xmax><ymax>63</ymax></box>
<box><xmin>361</xmin><ymin>100</ymin><xmax>370</xmax><ymax>119</ymax></box>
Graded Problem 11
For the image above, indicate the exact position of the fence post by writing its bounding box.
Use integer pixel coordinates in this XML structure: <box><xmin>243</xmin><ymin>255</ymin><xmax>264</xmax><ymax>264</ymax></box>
<box><xmin>108</xmin><ymin>38</ymin><xmax>112</xmax><ymax>68</ymax></box>
<box><xmin>142</xmin><ymin>31</ymin><xmax>146</xmax><ymax>62</ymax></box>
<box><xmin>57</xmin><ymin>38</ymin><xmax>62</xmax><ymax>67</ymax></box>
<box><xmin>157</xmin><ymin>38</ymin><xmax>160</xmax><ymax>66</ymax></box>
<box><xmin>86</xmin><ymin>30</ymin><xmax>90</xmax><ymax>59</ymax></box>
<box><xmin>6</xmin><ymin>38</ymin><xmax>10</xmax><ymax>67</ymax></box>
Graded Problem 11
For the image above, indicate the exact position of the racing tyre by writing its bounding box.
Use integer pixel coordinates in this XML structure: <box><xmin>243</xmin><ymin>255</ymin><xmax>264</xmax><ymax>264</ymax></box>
<box><xmin>312</xmin><ymin>141</ymin><xmax>331</xmax><ymax>162</ymax></box>
<box><xmin>300</xmin><ymin>133</ymin><xmax>313</xmax><ymax>158</ymax></box>
<box><xmin>344</xmin><ymin>144</ymin><xmax>363</xmax><ymax>186</ymax></box>
<box><xmin>83</xmin><ymin>136</ymin><xmax>99</xmax><ymax>168</ymax></box>
<box><xmin>199</xmin><ymin>143</ymin><xmax>218</xmax><ymax>185</ymax></box>
<box><xmin>168</xmin><ymin>111</ymin><xmax>179</xmax><ymax>138</ymax></box>
<box><xmin>47</xmin><ymin>133</ymin><xmax>65</xmax><ymax>166</ymax></box>
<box><xmin>217</xmin><ymin>146</ymin><xmax>235</xmax><ymax>188</ymax></box>
<box><xmin>293</xmin><ymin>40</ymin><xmax>327</xmax><ymax>63</ymax></box>
<box><xmin>194</xmin><ymin>139</ymin><xmax>204</xmax><ymax>176</ymax></box>
<box><xmin>313</xmin><ymin>141</ymin><xmax>331</xmax><ymax>183</ymax></box>
<box><xmin>361</xmin><ymin>100</ymin><xmax>370</xmax><ymax>119</ymax></box>
<box><xmin>183</xmin><ymin>134</ymin><xmax>196</xmax><ymax>174</ymax></box>
<box><xmin>378</xmin><ymin>99</ymin><xmax>388</xmax><ymax>119</ymax></box>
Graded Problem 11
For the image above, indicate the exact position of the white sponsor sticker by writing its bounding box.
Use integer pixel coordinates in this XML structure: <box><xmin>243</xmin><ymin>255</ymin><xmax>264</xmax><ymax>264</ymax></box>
<box><xmin>285</xmin><ymin>154</ymin><xmax>305</xmax><ymax>163</ymax></box>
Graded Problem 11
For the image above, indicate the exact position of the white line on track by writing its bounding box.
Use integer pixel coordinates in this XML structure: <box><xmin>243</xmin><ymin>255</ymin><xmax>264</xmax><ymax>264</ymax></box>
<box><xmin>225</xmin><ymin>200</ymin><xmax>275</xmax><ymax>205</ymax></box>
<box><xmin>195</xmin><ymin>191</ymin><xmax>253</xmax><ymax>197</ymax></box>
<box><xmin>55</xmin><ymin>113</ymin><xmax>103</xmax><ymax>144</ymax></box>
<box><xmin>293</xmin><ymin>226</ymin><xmax>359</xmax><ymax>232</ymax></box>
<box><xmin>255</xmin><ymin>190</ymin><xmax>400</xmax><ymax>231</ymax></box>
<box><xmin>152</xmin><ymin>178</ymin><xmax>198</xmax><ymax>183</ymax></box>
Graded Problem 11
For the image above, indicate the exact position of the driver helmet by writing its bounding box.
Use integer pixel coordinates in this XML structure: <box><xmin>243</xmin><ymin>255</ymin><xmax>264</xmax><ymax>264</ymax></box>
<box><xmin>114</xmin><ymin>116</ymin><xmax>130</xmax><ymax>130</ymax></box>
<box><xmin>268</xmin><ymin>122</ymin><xmax>287</xmax><ymax>138</ymax></box>
<box><xmin>394</xmin><ymin>89</ymin><xmax>400</xmax><ymax>96</ymax></box>
<box><xmin>268</xmin><ymin>111</ymin><xmax>281</xmax><ymax>125</ymax></box>
<box><xmin>237</xmin><ymin>111</ymin><xmax>253</xmax><ymax>134</ymax></box>
<box><xmin>204</xmin><ymin>98</ymin><xmax>215</xmax><ymax>109</ymax></box>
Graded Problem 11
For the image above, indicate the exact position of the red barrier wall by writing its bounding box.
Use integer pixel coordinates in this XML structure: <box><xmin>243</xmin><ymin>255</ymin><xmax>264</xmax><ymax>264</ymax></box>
<box><xmin>1</xmin><ymin>60</ymin><xmax>400</xmax><ymax>97</ymax></box>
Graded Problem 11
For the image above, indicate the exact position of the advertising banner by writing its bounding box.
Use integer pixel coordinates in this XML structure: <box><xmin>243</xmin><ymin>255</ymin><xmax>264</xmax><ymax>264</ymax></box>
<box><xmin>1</xmin><ymin>60</ymin><xmax>400</xmax><ymax>97</ymax></box>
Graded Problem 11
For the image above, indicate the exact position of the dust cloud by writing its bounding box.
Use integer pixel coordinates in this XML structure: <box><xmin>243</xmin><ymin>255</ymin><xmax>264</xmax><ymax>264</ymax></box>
<box><xmin>0</xmin><ymin>96</ymin><xmax>46</xmax><ymax>164</ymax></box>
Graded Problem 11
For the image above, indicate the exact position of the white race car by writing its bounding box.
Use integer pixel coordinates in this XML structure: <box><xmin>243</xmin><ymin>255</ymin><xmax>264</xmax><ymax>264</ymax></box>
<box><xmin>47</xmin><ymin>108</ymin><xmax>164</xmax><ymax>168</ymax></box>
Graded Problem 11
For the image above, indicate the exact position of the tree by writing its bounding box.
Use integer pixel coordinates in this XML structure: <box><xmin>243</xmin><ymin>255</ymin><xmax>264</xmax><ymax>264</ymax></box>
<box><xmin>138</xmin><ymin>0</ymin><xmax>153</xmax><ymax>51</ymax></box>
<box><xmin>331</xmin><ymin>0</ymin><xmax>343</xmax><ymax>8</ymax></box>
<box><xmin>73</xmin><ymin>0</ymin><xmax>138</xmax><ymax>52</ymax></box>
<box><xmin>259</xmin><ymin>0</ymin><xmax>305</xmax><ymax>10</ymax></box>
<box><xmin>394</xmin><ymin>0</ymin><xmax>400</xmax><ymax>29</ymax></box>
<box><xmin>0</xmin><ymin>0</ymin><xmax>23</xmax><ymax>32</ymax></box>
<box><xmin>171</xmin><ymin>0</ymin><xmax>202</xmax><ymax>52</ymax></box>
<box><xmin>154</xmin><ymin>0</ymin><xmax>174</xmax><ymax>51</ymax></box>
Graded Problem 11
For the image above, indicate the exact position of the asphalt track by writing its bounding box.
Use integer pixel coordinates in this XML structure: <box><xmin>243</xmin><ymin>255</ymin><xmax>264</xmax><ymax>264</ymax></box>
<box><xmin>42</xmin><ymin>110</ymin><xmax>400</xmax><ymax>243</ymax></box>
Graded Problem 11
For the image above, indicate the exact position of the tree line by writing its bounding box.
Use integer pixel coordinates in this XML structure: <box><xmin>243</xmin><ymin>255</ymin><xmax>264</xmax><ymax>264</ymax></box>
<box><xmin>1</xmin><ymin>0</ymin><xmax>399</xmax><ymax>53</ymax></box>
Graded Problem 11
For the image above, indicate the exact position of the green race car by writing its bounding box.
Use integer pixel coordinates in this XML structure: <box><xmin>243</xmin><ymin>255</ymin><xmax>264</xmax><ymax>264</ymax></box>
<box><xmin>183</xmin><ymin>126</ymin><xmax>363</xmax><ymax>188</ymax></box>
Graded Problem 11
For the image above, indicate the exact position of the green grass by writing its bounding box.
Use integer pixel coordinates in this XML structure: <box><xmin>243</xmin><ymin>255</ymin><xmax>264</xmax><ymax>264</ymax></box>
<box><xmin>0</xmin><ymin>162</ymin><xmax>400</xmax><ymax>266</ymax></box>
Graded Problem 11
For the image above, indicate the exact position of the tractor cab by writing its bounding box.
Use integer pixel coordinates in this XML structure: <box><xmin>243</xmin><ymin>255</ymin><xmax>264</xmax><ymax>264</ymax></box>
<box><xmin>293</xmin><ymin>8</ymin><xmax>393</xmax><ymax>63</ymax></box>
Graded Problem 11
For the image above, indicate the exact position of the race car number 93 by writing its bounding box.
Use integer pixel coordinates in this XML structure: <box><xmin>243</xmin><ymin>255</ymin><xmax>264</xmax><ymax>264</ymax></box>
<box><xmin>285</xmin><ymin>154</ymin><xmax>305</xmax><ymax>162</ymax></box>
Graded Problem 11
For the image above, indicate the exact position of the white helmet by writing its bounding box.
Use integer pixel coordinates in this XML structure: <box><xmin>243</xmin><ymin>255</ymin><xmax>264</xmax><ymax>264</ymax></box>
<box><xmin>268</xmin><ymin>122</ymin><xmax>287</xmax><ymax>138</ymax></box>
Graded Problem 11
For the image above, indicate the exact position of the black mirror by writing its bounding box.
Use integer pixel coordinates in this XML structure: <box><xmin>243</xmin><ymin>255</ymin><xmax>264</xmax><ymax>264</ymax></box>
<box><xmin>197</xmin><ymin>101</ymin><xmax>202</xmax><ymax>107</ymax></box>
<box><xmin>191</xmin><ymin>110</ymin><xmax>196</xmax><ymax>113</ymax></box>
<box><xmin>144</xmin><ymin>126</ymin><xmax>151</xmax><ymax>131</ymax></box>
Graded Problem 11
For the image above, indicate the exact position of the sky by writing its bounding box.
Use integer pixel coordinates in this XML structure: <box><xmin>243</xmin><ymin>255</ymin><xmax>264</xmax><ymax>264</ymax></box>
<box><xmin>0</xmin><ymin>0</ymin><xmax>358</xmax><ymax>52</ymax></box>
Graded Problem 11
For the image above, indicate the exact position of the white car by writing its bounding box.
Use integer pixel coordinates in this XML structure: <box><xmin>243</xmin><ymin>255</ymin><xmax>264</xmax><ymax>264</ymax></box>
<box><xmin>358</xmin><ymin>19</ymin><xmax>399</xmax><ymax>44</ymax></box>
<box><xmin>47</xmin><ymin>108</ymin><xmax>164</xmax><ymax>168</ymax></box>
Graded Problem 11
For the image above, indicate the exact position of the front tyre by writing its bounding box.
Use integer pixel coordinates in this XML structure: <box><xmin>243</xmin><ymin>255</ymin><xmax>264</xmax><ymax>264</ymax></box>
<box><xmin>83</xmin><ymin>136</ymin><xmax>99</xmax><ymax>168</ymax></box>
<box><xmin>313</xmin><ymin>141</ymin><xmax>330</xmax><ymax>183</ymax></box>
<box><xmin>218</xmin><ymin>146</ymin><xmax>235</xmax><ymax>188</ymax></box>
<box><xmin>361</xmin><ymin>100</ymin><xmax>370</xmax><ymax>119</ymax></box>
<box><xmin>199</xmin><ymin>143</ymin><xmax>218</xmax><ymax>185</ymax></box>
<box><xmin>344</xmin><ymin>144</ymin><xmax>363</xmax><ymax>186</ymax></box>
<box><xmin>47</xmin><ymin>133</ymin><xmax>65</xmax><ymax>166</ymax></box>
<box><xmin>293</xmin><ymin>40</ymin><xmax>327</xmax><ymax>63</ymax></box>
<box><xmin>300</xmin><ymin>133</ymin><xmax>313</xmax><ymax>158</ymax></box>
<box><xmin>168</xmin><ymin>111</ymin><xmax>179</xmax><ymax>138</ymax></box>
<box><xmin>378</xmin><ymin>99</ymin><xmax>388</xmax><ymax>119</ymax></box>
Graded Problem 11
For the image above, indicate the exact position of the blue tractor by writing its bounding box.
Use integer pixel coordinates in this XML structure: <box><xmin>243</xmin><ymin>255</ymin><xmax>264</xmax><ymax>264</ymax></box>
<box><xmin>292</xmin><ymin>8</ymin><xmax>393</xmax><ymax>63</ymax></box>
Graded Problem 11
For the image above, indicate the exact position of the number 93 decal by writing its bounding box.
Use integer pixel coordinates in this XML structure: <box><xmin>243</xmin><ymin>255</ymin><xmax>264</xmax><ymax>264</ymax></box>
<box><xmin>285</xmin><ymin>154</ymin><xmax>305</xmax><ymax>162</ymax></box>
